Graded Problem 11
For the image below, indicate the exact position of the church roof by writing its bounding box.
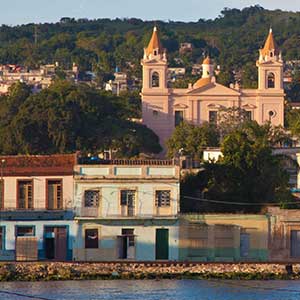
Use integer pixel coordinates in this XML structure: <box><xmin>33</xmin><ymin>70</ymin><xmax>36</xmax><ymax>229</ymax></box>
<box><xmin>145</xmin><ymin>26</ymin><xmax>163</xmax><ymax>56</ymax></box>
<box><xmin>261</xmin><ymin>28</ymin><xmax>279</xmax><ymax>56</ymax></box>
<box><xmin>193</xmin><ymin>77</ymin><xmax>212</xmax><ymax>89</ymax></box>
<box><xmin>202</xmin><ymin>56</ymin><xmax>212</xmax><ymax>65</ymax></box>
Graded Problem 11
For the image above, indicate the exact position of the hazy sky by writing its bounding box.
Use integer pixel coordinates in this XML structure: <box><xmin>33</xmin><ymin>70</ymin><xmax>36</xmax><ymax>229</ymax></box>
<box><xmin>2</xmin><ymin>0</ymin><xmax>300</xmax><ymax>25</ymax></box>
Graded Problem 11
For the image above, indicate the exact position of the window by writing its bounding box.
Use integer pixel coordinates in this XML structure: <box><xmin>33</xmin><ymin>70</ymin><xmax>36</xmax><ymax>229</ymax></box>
<box><xmin>151</xmin><ymin>72</ymin><xmax>159</xmax><ymax>87</ymax></box>
<box><xmin>155</xmin><ymin>190</ymin><xmax>171</xmax><ymax>207</ymax></box>
<box><xmin>175</xmin><ymin>110</ymin><xmax>184</xmax><ymax>127</ymax></box>
<box><xmin>84</xmin><ymin>190</ymin><xmax>100</xmax><ymax>207</ymax></box>
<box><xmin>120</xmin><ymin>190</ymin><xmax>135</xmax><ymax>216</ymax></box>
<box><xmin>209</xmin><ymin>111</ymin><xmax>217</xmax><ymax>124</ymax></box>
<box><xmin>85</xmin><ymin>229</ymin><xmax>98</xmax><ymax>248</ymax></box>
<box><xmin>245</xmin><ymin>111</ymin><xmax>252</xmax><ymax>121</ymax></box>
<box><xmin>153</xmin><ymin>110</ymin><xmax>158</xmax><ymax>117</ymax></box>
<box><xmin>16</xmin><ymin>226</ymin><xmax>35</xmax><ymax>237</ymax></box>
<box><xmin>267</xmin><ymin>73</ymin><xmax>275</xmax><ymax>88</ymax></box>
<box><xmin>47</xmin><ymin>180</ymin><xmax>62</xmax><ymax>210</ymax></box>
<box><xmin>17</xmin><ymin>180</ymin><xmax>33</xmax><ymax>209</ymax></box>
<box><xmin>0</xmin><ymin>227</ymin><xmax>4</xmax><ymax>250</ymax></box>
<box><xmin>0</xmin><ymin>180</ymin><xmax>3</xmax><ymax>209</ymax></box>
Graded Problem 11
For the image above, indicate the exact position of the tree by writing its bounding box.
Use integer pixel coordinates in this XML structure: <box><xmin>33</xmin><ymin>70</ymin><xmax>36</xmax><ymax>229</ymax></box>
<box><xmin>286</xmin><ymin>107</ymin><xmax>300</xmax><ymax>138</ymax></box>
<box><xmin>180</xmin><ymin>121</ymin><xmax>292</xmax><ymax>213</ymax></box>
<box><xmin>0</xmin><ymin>80</ymin><xmax>161</xmax><ymax>156</ymax></box>
<box><xmin>166</xmin><ymin>121</ymin><xmax>219</xmax><ymax>159</ymax></box>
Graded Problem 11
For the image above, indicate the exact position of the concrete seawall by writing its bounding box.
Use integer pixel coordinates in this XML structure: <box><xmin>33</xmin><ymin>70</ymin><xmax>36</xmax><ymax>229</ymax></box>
<box><xmin>0</xmin><ymin>262</ymin><xmax>300</xmax><ymax>281</ymax></box>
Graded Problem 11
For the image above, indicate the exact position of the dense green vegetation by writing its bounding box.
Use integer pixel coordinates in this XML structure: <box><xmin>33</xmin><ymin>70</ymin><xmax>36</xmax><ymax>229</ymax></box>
<box><xmin>171</xmin><ymin>120</ymin><xmax>293</xmax><ymax>213</ymax></box>
<box><xmin>2</xmin><ymin>5</ymin><xmax>300</xmax><ymax>88</ymax></box>
<box><xmin>0</xmin><ymin>81</ymin><xmax>160</xmax><ymax>156</ymax></box>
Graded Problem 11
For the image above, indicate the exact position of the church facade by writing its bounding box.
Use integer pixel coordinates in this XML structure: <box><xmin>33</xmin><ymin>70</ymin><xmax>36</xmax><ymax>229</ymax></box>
<box><xmin>141</xmin><ymin>27</ymin><xmax>285</xmax><ymax>151</ymax></box>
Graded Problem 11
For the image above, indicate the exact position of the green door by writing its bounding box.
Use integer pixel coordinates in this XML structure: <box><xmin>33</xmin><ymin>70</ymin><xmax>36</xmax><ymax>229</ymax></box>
<box><xmin>156</xmin><ymin>229</ymin><xmax>169</xmax><ymax>260</ymax></box>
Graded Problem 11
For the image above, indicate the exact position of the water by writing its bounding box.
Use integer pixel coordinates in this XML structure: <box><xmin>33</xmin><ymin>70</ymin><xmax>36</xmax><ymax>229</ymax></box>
<box><xmin>0</xmin><ymin>280</ymin><xmax>300</xmax><ymax>300</ymax></box>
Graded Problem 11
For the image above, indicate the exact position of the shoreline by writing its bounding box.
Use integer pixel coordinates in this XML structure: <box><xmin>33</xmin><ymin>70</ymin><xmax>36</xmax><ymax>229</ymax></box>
<box><xmin>1</xmin><ymin>262</ymin><xmax>300</xmax><ymax>281</ymax></box>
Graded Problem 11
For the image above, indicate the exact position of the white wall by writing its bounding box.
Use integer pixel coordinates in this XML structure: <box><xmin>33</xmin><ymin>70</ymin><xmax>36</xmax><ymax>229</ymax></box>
<box><xmin>74</xmin><ymin>182</ymin><xmax>179</xmax><ymax>217</ymax></box>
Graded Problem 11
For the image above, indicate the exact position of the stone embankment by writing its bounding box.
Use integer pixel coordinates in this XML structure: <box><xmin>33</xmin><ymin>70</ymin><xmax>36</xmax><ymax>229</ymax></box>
<box><xmin>0</xmin><ymin>262</ymin><xmax>299</xmax><ymax>281</ymax></box>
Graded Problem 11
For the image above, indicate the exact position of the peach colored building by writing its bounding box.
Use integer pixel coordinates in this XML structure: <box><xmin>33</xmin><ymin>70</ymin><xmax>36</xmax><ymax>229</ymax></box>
<box><xmin>0</xmin><ymin>154</ymin><xmax>77</xmax><ymax>261</ymax></box>
<box><xmin>141</xmin><ymin>27</ymin><xmax>285</xmax><ymax>152</ymax></box>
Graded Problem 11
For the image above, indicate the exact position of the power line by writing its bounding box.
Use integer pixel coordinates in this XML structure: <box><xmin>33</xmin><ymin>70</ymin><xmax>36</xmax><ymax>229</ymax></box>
<box><xmin>183</xmin><ymin>195</ymin><xmax>300</xmax><ymax>206</ymax></box>
<box><xmin>0</xmin><ymin>290</ymin><xmax>54</xmax><ymax>300</ymax></box>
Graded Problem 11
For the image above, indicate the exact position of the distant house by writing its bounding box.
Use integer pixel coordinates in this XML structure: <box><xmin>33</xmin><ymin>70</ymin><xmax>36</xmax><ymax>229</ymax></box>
<box><xmin>105</xmin><ymin>70</ymin><xmax>128</xmax><ymax>95</ymax></box>
<box><xmin>179</xmin><ymin>43</ymin><xmax>193</xmax><ymax>54</ymax></box>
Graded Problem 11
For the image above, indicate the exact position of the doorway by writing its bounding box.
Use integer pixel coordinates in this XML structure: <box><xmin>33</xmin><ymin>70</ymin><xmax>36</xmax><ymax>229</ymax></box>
<box><xmin>118</xmin><ymin>229</ymin><xmax>135</xmax><ymax>259</ymax></box>
<box><xmin>44</xmin><ymin>227</ymin><xmax>67</xmax><ymax>260</ymax></box>
<box><xmin>155</xmin><ymin>229</ymin><xmax>169</xmax><ymax>260</ymax></box>
<box><xmin>240</xmin><ymin>233</ymin><xmax>250</xmax><ymax>258</ymax></box>
<box><xmin>291</xmin><ymin>230</ymin><xmax>300</xmax><ymax>258</ymax></box>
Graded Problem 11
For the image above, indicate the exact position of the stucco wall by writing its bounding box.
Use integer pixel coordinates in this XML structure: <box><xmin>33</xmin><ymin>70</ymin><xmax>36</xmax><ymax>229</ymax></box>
<box><xmin>3</xmin><ymin>175</ymin><xmax>73</xmax><ymax>209</ymax></box>
<box><xmin>179</xmin><ymin>214</ymin><xmax>269</xmax><ymax>262</ymax></box>
<box><xmin>0</xmin><ymin>220</ymin><xmax>77</xmax><ymax>261</ymax></box>
<box><xmin>73</xmin><ymin>221</ymin><xmax>179</xmax><ymax>261</ymax></box>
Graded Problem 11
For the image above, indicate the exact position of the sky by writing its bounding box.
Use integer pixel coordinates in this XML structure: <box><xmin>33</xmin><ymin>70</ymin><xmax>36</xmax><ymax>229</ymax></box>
<box><xmin>1</xmin><ymin>0</ymin><xmax>300</xmax><ymax>25</ymax></box>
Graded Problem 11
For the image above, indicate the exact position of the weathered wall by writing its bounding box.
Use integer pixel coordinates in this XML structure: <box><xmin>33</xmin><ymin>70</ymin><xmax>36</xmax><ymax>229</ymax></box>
<box><xmin>179</xmin><ymin>214</ymin><xmax>269</xmax><ymax>262</ymax></box>
<box><xmin>73</xmin><ymin>220</ymin><xmax>179</xmax><ymax>261</ymax></box>
<box><xmin>0</xmin><ymin>220</ymin><xmax>77</xmax><ymax>261</ymax></box>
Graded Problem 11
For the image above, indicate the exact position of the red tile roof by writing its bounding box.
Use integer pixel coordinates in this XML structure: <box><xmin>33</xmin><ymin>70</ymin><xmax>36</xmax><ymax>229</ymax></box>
<box><xmin>0</xmin><ymin>153</ymin><xmax>77</xmax><ymax>176</ymax></box>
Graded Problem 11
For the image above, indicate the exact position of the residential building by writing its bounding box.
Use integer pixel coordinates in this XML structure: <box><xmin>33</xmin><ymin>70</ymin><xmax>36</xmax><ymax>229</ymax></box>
<box><xmin>105</xmin><ymin>70</ymin><xmax>128</xmax><ymax>95</ymax></box>
<box><xmin>141</xmin><ymin>27</ymin><xmax>285</xmax><ymax>151</ymax></box>
<box><xmin>179</xmin><ymin>43</ymin><xmax>193</xmax><ymax>54</ymax></box>
<box><xmin>0</xmin><ymin>154</ymin><xmax>77</xmax><ymax>261</ymax></box>
<box><xmin>168</xmin><ymin>68</ymin><xmax>186</xmax><ymax>81</ymax></box>
<box><xmin>72</xmin><ymin>159</ymin><xmax>180</xmax><ymax>261</ymax></box>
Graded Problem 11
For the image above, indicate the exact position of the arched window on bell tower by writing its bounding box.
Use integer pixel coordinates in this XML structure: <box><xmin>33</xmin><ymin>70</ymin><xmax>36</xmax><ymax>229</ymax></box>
<box><xmin>267</xmin><ymin>72</ymin><xmax>275</xmax><ymax>88</ymax></box>
<box><xmin>151</xmin><ymin>72</ymin><xmax>160</xmax><ymax>88</ymax></box>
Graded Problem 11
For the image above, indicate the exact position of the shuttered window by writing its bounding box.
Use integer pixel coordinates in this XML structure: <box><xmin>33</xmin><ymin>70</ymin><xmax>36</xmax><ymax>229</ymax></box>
<box><xmin>120</xmin><ymin>190</ymin><xmax>135</xmax><ymax>216</ymax></box>
<box><xmin>18</xmin><ymin>180</ymin><xmax>33</xmax><ymax>209</ymax></box>
<box><xmin>47</xmin><ymin>180</ymin><xmax>62</xmax><ymax>209</ymax></box>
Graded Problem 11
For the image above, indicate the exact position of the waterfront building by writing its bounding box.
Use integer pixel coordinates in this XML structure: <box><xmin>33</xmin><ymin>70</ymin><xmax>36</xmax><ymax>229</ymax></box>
<box><xmin>72</xmin><ymin>158</ymin><xmax>180</xmax><ymax>261</ymax></box>
<box><xmin>179</xmin><ymin>214</ymin><xmax>269</xmax><ymax>261</ymax></box>
<box><xmin>141</xmin><ymin>27</ymin><xmax>285</xmax><ymax>151</ymax></box>
<box><xmin>268</xmin><ymin>207</ymin><xmax>300</xmax><ymax>261</ymax></box>
<box><xmin>0</xmin><ymin>154</ymin><xmax>77</xmax><ymax>261</ymax></box>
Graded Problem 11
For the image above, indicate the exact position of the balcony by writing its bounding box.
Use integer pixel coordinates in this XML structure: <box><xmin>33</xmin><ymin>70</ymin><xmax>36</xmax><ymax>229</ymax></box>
<box><xmin>75</xmin><ymin>207</ymin><xmax>177</xmax><ymax>219</ymax></box>
<box><xmin>0</xmin><ymin>208</ymin><xmax>74</xmax><ymax>221</ymax></box>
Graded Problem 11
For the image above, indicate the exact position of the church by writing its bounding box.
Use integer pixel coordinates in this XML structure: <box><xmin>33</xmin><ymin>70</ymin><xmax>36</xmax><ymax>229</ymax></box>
<box><xmin>141</xmin><ymin>27</ymin><xmax>285</xmax><ymax>151</ymax></box>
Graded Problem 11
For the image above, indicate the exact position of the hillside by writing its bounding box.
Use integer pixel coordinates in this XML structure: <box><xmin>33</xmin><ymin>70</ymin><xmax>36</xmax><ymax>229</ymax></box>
<box><xmin>1</xmin><ymin>5</ymin><xmax>300</xmax><ymax>87</ymax></box>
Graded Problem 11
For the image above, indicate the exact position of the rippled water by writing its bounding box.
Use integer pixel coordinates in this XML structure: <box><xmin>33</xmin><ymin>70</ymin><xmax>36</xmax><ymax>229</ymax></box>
<box><xmin>0</xmin><ymin>280</ymin><xmax>300</xmax><ymax>300</ymax></box>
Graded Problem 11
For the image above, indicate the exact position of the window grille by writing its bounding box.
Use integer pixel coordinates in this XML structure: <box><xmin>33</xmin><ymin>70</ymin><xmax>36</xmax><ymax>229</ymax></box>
<box><xmin>84</xmin><ymin>190</ymin><xmax>100</xmax><ymax>207</ymax></box>
<box><xmin>155</xmin><ymin>190</ymin><xmax>171</xmax><ymax>207</ymax></box>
